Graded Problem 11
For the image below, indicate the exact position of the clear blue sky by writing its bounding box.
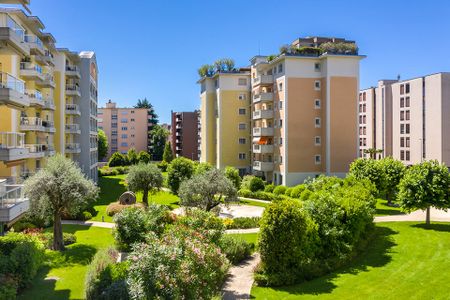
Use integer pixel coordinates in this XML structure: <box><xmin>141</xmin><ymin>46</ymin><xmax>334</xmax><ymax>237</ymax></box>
<box><xmin>26</xmin><ymin>0</ymin><xmax>450</xmax><ymax>123</ymax></box>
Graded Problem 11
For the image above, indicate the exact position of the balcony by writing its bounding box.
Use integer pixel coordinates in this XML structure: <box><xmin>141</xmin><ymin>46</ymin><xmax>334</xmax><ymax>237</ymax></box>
<box><xmin>43</xmin><ymin>50</ymin><xmax>54</xmax><ymax>65</ymax></box>
<box><xmin>253</xmin><ymin>75</ymin><xmax>273</xmax><ymax>86</ymax></box>
<box><xmin>42</xmin><ymin>97</ymin><xmax>55</xmax><ymax>110</ymax></box>
<box><xmin>26</xmin><ymin>90</ymin><xmax>44</xmax><ymax>107</ymax></box>
<box><xmin>252</xmin><ymin>109</ymin><xmax>274</xmax><ymax>120</ymax></box>
<box><xmin>0</xmin><ymin>132</ymin><xmax>29</xmax><ymax>162</ymax></box>
<box><xmin>253</xmin><ymin>144</ymin><xmax>274</xmax><ymax>154</ymax></box>
<box><xmin>20</xmin><ymin>62</ymin><xmax>45</xmax><ymax>81</ymax></box>
<box><xmin>0</xmin><ymin>180</ymin><xmax>29</xmax><ymax>223</ymax></box>
<box><xmin>65</xmin><ymin>124</ymin><xmax>81</xmax><ymax>134</ymax></box>
<box><xmin>65</xmin><ymin>143</ymin><xmax>81</xmax><ymax>154</ymax></box>
<box><xmin>20</xmin><ymin>117</ymin><xmax>44</xmax><ymax>131</ymax></box>
<box><xmin>66</xmin><ymin>84</ymin><xmax>81</xmax><ymax>97</ymax></box>
<box><xmin>65</xmin><ymin>65</ymin><xmax>81</xmax><ymax>78</ymax></box>
<box><xmin>24</xmin><ymin>144</ymin><xmax>45</xmax><ymax>158</ymax></box>
<box><xmin>37</xmin><ymin>73</ymin><xmax>55</xmax><ymax>89</ymax></box>
<box><xmin>0</xmin><ymin>72</ymin><xmax>29</xmax><ymax>108</ymax></box>
<box><xmin>45</xmin><ymin>145</ymin><xmax>55</xmax><ymax>157</ymax></box>
<box><xmin>0</xmin><ymin>14</ymin><xmax>30</xmax><ymax>55</ymax></box>
<box><xmin>253</xmin><ymin>161</ymin><xmax>274</xmax><ymax>172</ymax></box>
<box><xmin>253</xmin><ymin>92</ymin><xmax>273</xmax><ymax>103</ymax></box>
<box><xmin>24</xmin><ymin>34</ymin><xmax>44</xmax><ymax>55</ymax></box>
<box><xmin>253</xmin><ymin>127</ymin><xmax>274</xmax><ymax>136</ymax></box>
<box><xmin>65</xmin><ymin>104</ymin><xmax>81</xmax><ymax>115</ymax></box>
<box><xmin>43</xmin><ymin>120</ymin><xmax>56</xmax><ymax>133</ymax></box>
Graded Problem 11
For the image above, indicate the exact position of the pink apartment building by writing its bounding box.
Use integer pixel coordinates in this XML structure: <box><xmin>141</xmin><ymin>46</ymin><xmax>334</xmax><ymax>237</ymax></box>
<box><xmin>98</xmin><ymin>100</ymin><xmax>149</xmax><ymax>160</ymax></box>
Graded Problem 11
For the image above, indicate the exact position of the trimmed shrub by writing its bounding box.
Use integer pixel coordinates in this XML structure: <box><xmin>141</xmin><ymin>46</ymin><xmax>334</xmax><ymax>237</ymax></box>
<box><xmin>157</xmin><ymin>161</ymin><xmax>168</xmax><ymax>172</ymax></box>
<box><xmin>225</xmin><ymin>166</ymin><xmax>242</xmax><ymax>190</ymax></box>
<box><xmin>238</xmin><ymin>188</ymin><xmax>253</xmax><ymax>198</ymax></box>
<box><xmin>257</xmin><ymin>200</ymin><xmax>318</xmax><ymax>286</ymax></box>
<box><xmin>241</xmin><ymin>175</ymin><xmax>265</xmax><ymax>192</ymax></box>
<box><xmin>273</xmin><ymin>185</ymin><xmax>287</xmax><ymax>195</ymax></box>
<box><xmin>106</xmin><ymin>202</ymin><xmax>144</xmax><ymax>217</ymax></box>
<box><xmin>0</xmin><ymin>233</ymin><xmax>45</xmax><ymax>295</ymax></box>
<box><xmin>285</xmin><ymin>187</ymin><xmax>294</xmax><ymax>197</ymax></box>
<box><xmin>127</xmin><ymin>226</ymin><xmax>229</xmax><ymax>300</ymax></box>
<box><xmin>167</xmin><ymin>157</ymin><xmax>195</xmax><ymax>194</ymax></box>
<box><xmin>219</xmin><ymin>235</ymin><xmax>254</xmax><ymax>264</ymax></box>
<box><xmin>223</xmin><ymin>217</ymin><xmax>260</xmax><ymax>229</ymax></box>
<box><xmin>108</xmin><ymin>152</ymin><xmax>129</xmax><ymax>167</ymax></box>
<box><xmin>264</xmin><ymin>184</ymin><xmax>275</xmax><ymax>193</ymax></box>
<box><xmin>290</xmin><ymin>184</ymin><xmax>306</xmax><ymax>198</ymax></box>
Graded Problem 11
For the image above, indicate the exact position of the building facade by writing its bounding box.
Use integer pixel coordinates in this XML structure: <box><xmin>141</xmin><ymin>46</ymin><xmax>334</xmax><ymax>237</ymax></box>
<box><xmin>170</xmin><ymin>111</ymin><xmax>200</xmax><ymax>160</ymax></box>
<box><xmin>360</xmin><ymin>73</ymin><xmax>450</xmax><ymax>166</ymax></box>
<box><xmin>98</xmin><ymin>100</ymin><xmax>149</xmax><ymax>159</ymax></box>
<box><xmin>199</xmin><ymin>37</ymin><xmax>363</xmax><ymax>185</ymax></box>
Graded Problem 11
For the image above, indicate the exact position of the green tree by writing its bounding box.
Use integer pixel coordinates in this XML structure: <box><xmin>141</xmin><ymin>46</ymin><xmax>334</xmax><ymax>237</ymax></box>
<box><xmin>127</xmin><ymin>163</ymin><xmax>163</xmax><ymax>206</ymax></box>
<box><xmin>397</xmin><ymin>160</ymin><xmax>450</xmax><ymax>225</ymax></box>
<box><xmin>108</xmin><ymin>152</ymin><xmax>128</xmax><ymax>167</ymax></box>
<box><xmin>224</xmin><ymin>166</ymin><xmax>241</xmax><ymax>190</ymax></box>
<box><xmin>134</xmin><ymin>98</ymin><xmax>151</xmax><ymax>109</ymax></box>
<box><xmin>195</xmin><ymin>162</ymin><xmax>213</xmax><ymax>175</ymax></box>
<box><xmin>349</xmin><ymin>158</ymin><xmax>386</xmax><ymax>197</ymax></box>
<box><xmin>150</xmin><ymin>125</ymin><xmax>169</xmax><ymax>161</ymax></box>
<box><xmin>24</xmin><ymin>155</ymin><xmax>98</xmax><ymax>250</ymax></box>
<box><xmin>162</xmin><ymin>141</ymin><xmax>174</xmax><ymax>163</ymax></box>
<box><xmin>378</xmin><ymin>157</ymin><xmax>406</xmax><ymax>204</ymax></box>
<box><xmin>138</xmin><ymin>151</ymin><xmax>151</xmax><ymax>164</ymax></box>
<box><xmin>167</xmin><ymin>157</ymin><xmax>195</xmax><ymax>194</ymax></box>
<box><xmin>97</xmin><ymin>129</ymin><xmax>108</xmax><ymax>161</ymax></box>
<box><xmin>127</xmin><ymin>148</ymin><xmax>138</xmax><ymax>165</ymax></box>
<box><xmin>179</xmin><ymin>169</ymin><xmax>237</xmax><ymax>211</ymax></box>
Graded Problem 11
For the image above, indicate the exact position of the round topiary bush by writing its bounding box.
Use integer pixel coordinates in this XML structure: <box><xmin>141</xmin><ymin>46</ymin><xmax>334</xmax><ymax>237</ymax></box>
<box><xmin>241</xmin><ymin>175</ymin><xmax>265</xmax><ymax>192</ymax></box>
<box><xmin>285</xmin><ymin>187</ymin><xmax>294</xmax><ymax>197</ymax></box>
<box><xmin>272</xmin><ymin>185</ymin><xmax>287</xmax><ymax>195</ymax></box>
<box><xmin>290</xmin><ymin>184</ymin><xmax>306</xmax><ymax>198</ymax></box>
<box><xmin>264</xmin><ymin>184</ymin><xmax>275</xmax><ymax>193</ymax></box>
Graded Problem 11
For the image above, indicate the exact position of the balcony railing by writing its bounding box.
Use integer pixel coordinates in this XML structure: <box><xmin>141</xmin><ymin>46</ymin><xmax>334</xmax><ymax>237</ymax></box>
<box><xmin>253</xmin><ymin>144</ymin><xmax>274</xmax><ymax>154</ymax></box>
<box><xmin>65</xmin><ymin>143</ymin><xmax>81</xmax><ymax>153</ymax></box>
<box><xmin>3</xmin><ymin>14</ymin><xmax>25</xmax><ymax>41</ymax></box>
<box><xmin>252</xmin><ymin>109</ymin><xmax>274</xmax><ymax>120</ymax></box>
<box><xmin>24</xmin><ymin>34</ymin><xmax>44</xmax><ymax>52</ymax></box>
<box><xmin>0</xmin><ymin>132</ymin><xmax>25</xmax><ymax>149</ymax></box>
<box><xmin>253</xmin><ymin>75</ymin><xmax>274</xmax><ymax>86</ymax></box>
<box><xmin>65</xmin><ymin>104</ymin><xmax>80</xmax><ymax>114</ymax></box>
<box><xmin>253</xmin><ymin>127</ymin><xmax>274</xmax><ymax>136</ymax></box>
<box><xmin>20</xmin><ymin>62</ymin><xmax>43</xmax><ymax>74</ymax></box>
<box><xmin>0</xmin><ymin>180</ymin><xmax>29</xmax><ymax>223</ymax></box>
<box><xmin>20</xmin><ymin>117</ymin><xmax>44</xmax><ymax>131</ymax></box>
<box><xmin>253</xmin><ymin>161</ymin><xmax>274</xmax><ymax>172</ymax></box>
<box><xmin>43</xmin><ymin>120</ymin><xmax>55</xmax><ymax>132</ymax></box>
<box><xmin>66</xmin><ymin>65</ymin><xmax>79</xmax><ymax>72</ymax></box>
<box><xmin>65</xmin><ymin>124</ymin><xmax>81</xmax><ymax>134</ymax></box>
<box><xmin>253</xmin><ymin>92</ymin><xmax>273</xmax><ymax>103</ymax></box>
<box><xmin>0</xmin><ymin>72</ymin><xmax>25</xmax><ymax>94</ymax></box>
<box><xmin>66</xmin><ymin>84</ymin><xmax>80</xmax><ymax>92</ymax></box>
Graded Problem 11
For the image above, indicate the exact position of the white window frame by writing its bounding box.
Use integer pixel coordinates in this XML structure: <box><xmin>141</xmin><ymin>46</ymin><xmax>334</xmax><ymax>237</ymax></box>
<box><xmin>315</xmin><ymin>154</ymin><xmax>321</xmax><ymax>165</ymax></box>
<box><xmin>238</xmin><ymin>123</ymin><xmax>246</xmax><ymax>130</ymax></box>
<box><xmin>315</xmin><ymin>136</ymin><xmax>321</xmax><ymax>146</ymax></box>
<box><xmin>314</xmin><ymin>99</ymin><xmax>321</xmax><ymax>109</ymax></box>
<box><xmin>314</xmin><ymin>80</ymin><xmax>321</xmax><ymax>91</ymax></box>
<box><xmin>315</xmin><ymin>117</ymin><xmax>321</xmax><ymax>128</ymax></box>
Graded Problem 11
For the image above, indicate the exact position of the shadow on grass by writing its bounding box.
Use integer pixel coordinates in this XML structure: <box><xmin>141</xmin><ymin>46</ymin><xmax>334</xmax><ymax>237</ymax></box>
<box><xmin>268</xmin><ymin>225</ymin><xmax>398</xmax><ymax>296</ymax></box>
<box><xmin>375</xmin><ymin>208</ymin><xmax>405</xmax><ymax>216</ymax></box>
<box><xmin>46</xmin><ymin>244</ymin><xmax>97</xmax><ymax>268</ymax></box>
<box><xmin>17</xmin><ymin>266</ymin><xmax>71</xmax><ymax>300</ymax></box>
<box><xmin>411</xmin><ymin>223</ymin><xmax>450</xmax><ymax>232</ymax></box>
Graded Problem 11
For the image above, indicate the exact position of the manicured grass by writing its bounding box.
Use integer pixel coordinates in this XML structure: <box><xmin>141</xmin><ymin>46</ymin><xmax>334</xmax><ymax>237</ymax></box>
<box><xmin>251</xmin><ymin>222</ymin><xmax>450</xmax><ymax>299</ymax></box>
<box><xmin>92</xmin><ymin>174</ymin><xmax>180</xmax><ymax>222</ymax></box>
<box><xmin>227</xmin><ymin>232</ymin><xmax>258</xmax><ymax>245</ymax></box>
<box><xmin>239</xmin><ymin>198</ymin><xmax>270</xmax><ymax>208</ymax></box>
<box><xmin>375</xmin><ymin>198</ymin><xmax>404</xmax><ymax>216</ymax></box>
<box><xmin>18</xmin><ymin>225</ymin><xmax>114</xmax><ymax>300</ymax></box>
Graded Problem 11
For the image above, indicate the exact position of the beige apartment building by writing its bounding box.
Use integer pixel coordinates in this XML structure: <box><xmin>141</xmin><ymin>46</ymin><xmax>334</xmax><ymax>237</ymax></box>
<box><xmin>200</xmin><ymin>36</ymin><xmax>364</xmax><ymax>185</ymax></box>
<box><xmin>359</xmin><ymin>72</ymin><xmax>450</xmax><ymax>166</ymax></box>
<box><xmin>98</xmin><ymin>100</ymin><xmax>149</xmax><ymax>160</ymax></box>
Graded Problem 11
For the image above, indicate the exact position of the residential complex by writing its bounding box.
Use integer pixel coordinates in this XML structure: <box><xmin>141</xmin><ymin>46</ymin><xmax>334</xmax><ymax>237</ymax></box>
<box><xmin>359</xmin><ymin>72</ymin><xmax>450</xmax><ymax>166</ymax></box>
<box><xmin>170</xmin><ymin>110</ymin><xmax>200</xmax><ymax>160</ymax></box>
<box><xmin>0</xmin><ymin>1</ymin><xmax>97</xmax><ymax>229</ymax></box>
<box><xmin>199</xmin><ymin>37</ymin><xmax>363</xmax><ymax>185</ymax></box>
<box><xmin>98</xmin><ymin>100</ymin><xmax>149</xmax><ymax>159</ymax></box>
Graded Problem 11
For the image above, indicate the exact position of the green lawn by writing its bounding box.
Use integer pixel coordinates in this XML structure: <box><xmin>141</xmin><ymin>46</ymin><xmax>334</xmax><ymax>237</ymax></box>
<box><xmin>18</xmin><ymin>225</ymin><xmax>114</xmax><ymax>300</ymax></box>
<box><xmin>239</xmin><ymin>198</ymin><xmax>270</xmax><ymax>208</ymax></box>
<box><xmin>91</xmin><ymin>174</ymin><xmax>179</xmax><ymax>222</ymax></box>
<box><xmin>227</xmin><ymin>232</ymin><xmax>258</xmax><ymax>245</ymax></box>
<box><xmin>375</xmin><ymin>198</ymin><xmax>404</xmax><ymax>216</ymax></box>
<box><xmin>251</xmin><ymin>222</ymin><xmax>450</xmax><ymax>299</ymax></box>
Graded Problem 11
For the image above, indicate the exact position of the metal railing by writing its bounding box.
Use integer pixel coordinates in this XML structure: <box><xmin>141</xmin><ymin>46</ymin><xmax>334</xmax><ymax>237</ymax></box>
<box><xmin>65</xmin><ymin>143</ymin><xmax>80</xmax><ymax>151</ymax></box>
<box><xmin>24</xmin><ymin>34</ymin><xmax>44</xmax><ymax>51</ymax></box>
<box><xmin>0</xmin><ymin>132</ymin><xmax>25</xmax><ymax>149</ymax></box>
<box><xmin>20</xmin><ymin>62</ymin><xmax>43</xmax><ymax>73</ymax></box>
<box><xmin>25</xmin><ymin>144</ymin><xmax>44</xmax><ymax>153</ymax></box>
<box><xmin>66</xmin><ymin>84</ymin><xmax>80</xmax><ymax>92</ymax></box>
<box><xmin>20</xmin><ymin>117</ymin><xmax>42</xmax><ymax>126</ymax></box>
<box><xmin>0</xmin><ymin>72</ymin><xmax>25</xmax><ymax>94</ymax></box>
<box><xmin>3</xmin><ymin>14</ymin><xmax>25</xmax><ymax>41</ymax></box>
<box><xmin>66</xmin><ymin>65</ymin><xmax>79</xmax><ymax>72</ymax></box>
<box><xmin>65</xmin><ymin>124</ymin><xmax>80</xmax><ymax>131</ymax></box>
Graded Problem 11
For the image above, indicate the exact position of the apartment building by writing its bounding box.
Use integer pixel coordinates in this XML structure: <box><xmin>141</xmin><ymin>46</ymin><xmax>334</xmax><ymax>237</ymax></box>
<box><xmin>170</xmin><ymin>111</ymin><xmax>200</xmax><ymax>160</ymax></box>
<box><xmin>199</xmin><ymin>69</ymin><xmax>252</xmax><ymax>176</ymax></box>
<box><xmin>360</xmin><ymin>73</ymin><xmax>450</xmax><ymax>166</ymax></box>
<box><xmin>199</xmin><ymin>37</ymin><xmax>363</xmax><ymax>185</ymax></box>
<box><xmin>98</xmin><ymin>100</ymin><xmax>149</xmax><ymax>159</ymax></box>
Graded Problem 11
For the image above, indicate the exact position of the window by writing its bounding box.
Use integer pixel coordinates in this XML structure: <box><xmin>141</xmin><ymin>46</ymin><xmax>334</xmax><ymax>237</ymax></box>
<box><xmin>121</xmin><ymin>126</ymin><xmax>127</xmax><ymax>131</ymax></box>
<box><xmin>400</xmin><ymin>111</ymin><xmax>405</xmax><ymax>121</ymax></box>
<box><xmin>363</xmin><ymin>115</ymin><xmax>366</xmax><ymax>124</ymax></box>
<box><xmin>315</xmin><ymin>155</ymin><xmax>321</xmax><ymax>164</ymax></box>
<box><xmin>238</xmin><ymin>108</ymin><xmax>246</xmax><ymax>115</ymax></box>
<box><xmin>315</xmin><ymin>136</ymin><xmax>321</xmax><ymax>146</ymax></box>
<box><xmin>279</xmin><ymin>137</ymin><xmax>283</xmax><ymax>145</ymax></box>
<box><xmin>400</xmin><ymin>84</ymin><xmax>405</xmax><ymax>95</ymax></box>
<box><xmin>315</xmin><ymin>117</ymin><xmax>321</xmax><ymax>128</ymax></box>
<box><xmin>278</xmin><ymin>82</ymin><xmax>283</xmax><ymax>91</ymax></box>
<box><xmin>238</xmin><ymin>138</ymin><xmax>246</xmax><ymax>144</ymax></box>
<box><xmin>121</xmin><ymin>118</ymin><xmax>128</xmax><ymax>123</ymax></box>
<box><xmin>314</xmin><ymin>62</ymin><xmax>321</xmax><ymax>72</ymax></box>
<box><xmin>405</xmin><ymin>97</ymin><xmax>410</xmax><ymax>107</ymax></box>
<box><xmin>238</xmin><ymin>153</ymin><xmax>246</xmax><ymax>160</ymax></box>
<box><xmin>400</xmin><ymin>137</ymin><xmax>405</xmax><ymax>147</ymax></box>
<box><xmin>400</xmin><ymin>98</ymin><xmax>405</xmax><ymax>108</ymax></box>
<box><xmin>279</xmin><ymin>156</ymin><xmax>283</xmax><ymax>164</ymax></box>
<box><xmin>406</xmin><ymin>137</ymin><xmax>410</xmax><ymax>147</ymax></box>
<box><xmin>112</xmin><ymin>114</ymin><xmax>118</xmax><ymax>120</ymax></box>
<box><xmin>314</xmin><ymin>80</ymin><xmax>321</xmax><ymax>90</ymax></box>
<box><xmin>405</xmin><ymin>83</ymin><xmax>410</xmax><ymax>94</ymax></box>
<box><xmin>315</xmin><ymin>99</ymin><xmax>321</xmax><ymax>109</ymax></box>
<box><xmin>400</xmin><ymin>150</ymin><xmax>405</xmax><ymax>160</ymax></box>
<box><xmin>238</xmin><ymin>78</ymin><xmax>247</xmax><ymax>86</ymax></box>
<box><xmin>214</xmin><ymin>79</ymin><xmax>218</xmax><ymax>88</ymax></box>
<box><xmin>112</xmin><ymin>123</ymin><xmax>118</xmax><ymax>128</ymax></box>
<box><xmin>131</xmin><ymin>110</ymin><xmax>135</xmax><ymax>114</ymax></box>
<box><xmin>405</xmin><ymin>124</ymin><xmax>410</xmax><ymax>134</ymax></box>
<box><xmin>121</xmin><ymin>134</ymin><xmax>128</xmax><ymax>139</ymax></box>
<box><xmin>238</xmin><ymin>93</ymin><xmax>246</xmax><ymax>100</ymax></box>
<box><xmin>131</xmin><ymin>118</ymin><xmax>135</xmax><ymax>122</ymax></box>
<box><xmin>279</xmin><ymin>101</ymin><xmax>283</xmax><ymax>109</ymax></box>
<box><xmin>400</xmin><ymin>124</ymin><xmax>405</xmax><ymax>134</ymax></box>
<box><xmin>131</xmin><ymin>134</ymin><xmax>135</xmax><ymax>138</ymax></box>
<box><xmin>405</xmin><ymin>150</ymin><xmax>410</xmax><ymax>160</ymax></box>
<box><xmin>279</xmin><ymin>119</ymin><xmax>283</xmax><ymax>128</ymax></box>
<box><xmin>406</xmin><ymin>110</ymin><xmax>410</xmax><ymax>120</ymax></box>
<box><xmin>121</xmin><ymin>111</ymin><xmax>128</xmax><ymax>115</ymax></box>
<box><xmin>121</xmin><ymin>142</ymin><xmax>128</xmax><ymax>147</ymax></box>
<box><xmin>238</xmin><ymin>123</ymin><xmax>246</xmax><ymax>130</ymax></box>
<box><xmin>278</xmin><ymin>63</ymin><xmax>283</xmax><ymax>73</ymax></box>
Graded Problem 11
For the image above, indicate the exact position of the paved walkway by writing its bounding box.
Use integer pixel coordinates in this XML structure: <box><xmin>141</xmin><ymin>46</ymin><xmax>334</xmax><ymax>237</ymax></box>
<box><xmin>61</xmin><ymin>220</ymin><xmax>115</xmax><ymax>228</ymax></box>
<box><xmin>172</xmin><ymin>204</ymin><xmax>265</xmax><ymax>219</ymax></box>
<box><xmin>221</xmin><ymin>253</ymin><xmax>260</xmax><ymax>300</ymax></box>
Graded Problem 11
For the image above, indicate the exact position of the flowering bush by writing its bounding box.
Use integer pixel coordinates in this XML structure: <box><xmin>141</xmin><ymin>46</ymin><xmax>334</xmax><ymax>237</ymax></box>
<box><xmin>219</xmin><ymin>235</ymin><xmax>254</xmax><ymax>264</ymax></box>
<box><xmin>177</xmin><ymin>209</ymin><xmax>225</xmax><ymax>244</ymax></box>
<box><xmin>128</xmin><ymin>225</ymin><xmax>229</xmax><ymax>300</ymax></box>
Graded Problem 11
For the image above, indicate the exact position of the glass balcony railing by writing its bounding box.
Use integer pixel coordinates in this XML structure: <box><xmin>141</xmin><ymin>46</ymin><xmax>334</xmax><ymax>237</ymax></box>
<box><xmin>0</xmin><ymin>132</ymin><xmax>25</xmax><ymax>149</ymax></box>
<box><xmin>24</xmin><ymin>34</ymin><xmax>44</xmax><ymax>51</ymax></box>
<box><xmin>20</xmin><ymin>62</ymin><xmax>43</xmax><ymax>74</ymax></box>
<box><xmin>4</xmin><ymin>14</ymin><xmax>25</xmax><ymax>41</ymax></box>
<box><xmin>66</xmin><ymin>84</ymin><xmax>80</xmax><ymax>92</ymax></box>
<box><xmin>0</xmin><ymin>72</ymin><xmax>25</xmax><ymax>94</ymax></box>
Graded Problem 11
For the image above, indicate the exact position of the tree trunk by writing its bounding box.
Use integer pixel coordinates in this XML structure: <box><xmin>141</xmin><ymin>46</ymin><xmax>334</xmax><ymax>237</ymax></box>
<box><xmin>143</xmin><ymin>188</ymin><xmax>149</xmax><ymax>206</ymax></box>
<box><xmin>53</xmin><ymin>212</ymin><xmax>65</xmax><ymax>251</ymax></box>
<box><xmin>426</xmin><ymin>206</ymin><xmax>431</xmax><ymax>225</ymax></box>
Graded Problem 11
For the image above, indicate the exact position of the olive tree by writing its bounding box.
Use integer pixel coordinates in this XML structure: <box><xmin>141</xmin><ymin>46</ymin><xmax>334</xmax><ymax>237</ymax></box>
<box><xmin>127</xmin><ymin>163</ymin><xmax>163</xmax><ymax>206</ymax></box>
<box><xmin>397</xmin><ymin>160</ymin><xmax>450</xmax><ymax>225</ymax></box>
<box><xmin>179</xmin><ymin>169</ymin><xmax>237</xmax><ymax>211</ymax></box>
<box><xmin>24</xmin><ymin>154</ymin><xmax>98</xmax><ymax>250</ymax></box>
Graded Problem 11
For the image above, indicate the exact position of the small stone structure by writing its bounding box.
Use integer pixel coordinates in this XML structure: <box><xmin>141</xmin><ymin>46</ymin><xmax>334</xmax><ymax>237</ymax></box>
<box><xmin>118</xmin><ymin>191</ymin><xmax>136</xmax><ymax>205</ymax></box>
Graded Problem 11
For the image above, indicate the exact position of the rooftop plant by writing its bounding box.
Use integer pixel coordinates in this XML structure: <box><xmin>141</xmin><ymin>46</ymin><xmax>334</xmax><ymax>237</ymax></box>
<box><xmin>198</xmin><ymin>58</ymin><xmax>236</xmax><ymax>78</ymax></box>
